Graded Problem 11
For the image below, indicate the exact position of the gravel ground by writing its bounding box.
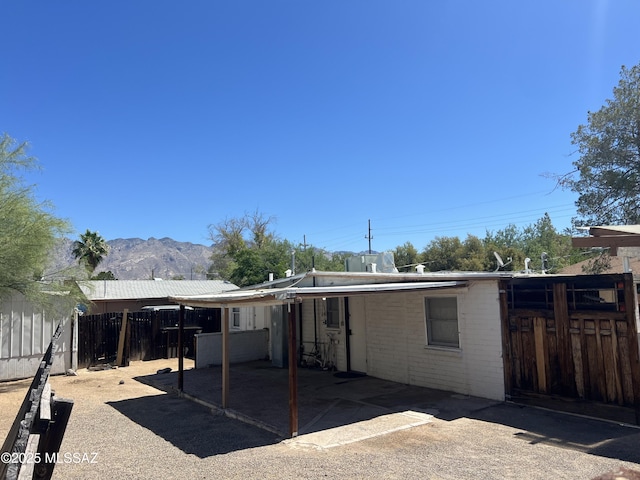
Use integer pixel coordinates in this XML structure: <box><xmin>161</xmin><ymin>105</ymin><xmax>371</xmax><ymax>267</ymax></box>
<box><xmin>2</xmin><ymin>359</ymin><xmax>640</xmax><ymax>480</ymax></box>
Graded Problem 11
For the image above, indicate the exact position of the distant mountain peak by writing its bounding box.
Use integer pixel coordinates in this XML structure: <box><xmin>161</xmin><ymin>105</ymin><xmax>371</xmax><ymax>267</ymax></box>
<box><xmin>48</xmin><ymin>237</ymin><xmax>213</xmax><ymax>280</ymax></box>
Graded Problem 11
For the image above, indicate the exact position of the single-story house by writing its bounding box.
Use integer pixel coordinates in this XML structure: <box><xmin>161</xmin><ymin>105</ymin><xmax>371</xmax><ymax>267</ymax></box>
<box><xmin>172</xmin><ymin>270</ymin><xmax>509</xmax><ymax>400</ymax></box>
<box><xmin>171</xmin><ymin>265</ymin><xmax>640</xmax><ymax>434</ymax></box>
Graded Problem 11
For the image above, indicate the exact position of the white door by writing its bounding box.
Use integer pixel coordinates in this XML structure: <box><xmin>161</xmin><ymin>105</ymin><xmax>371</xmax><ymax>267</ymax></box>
<box><xmin>348</xmin><ymin>296</ymin><xmax>367</xmax><ymax>373</ymax></box>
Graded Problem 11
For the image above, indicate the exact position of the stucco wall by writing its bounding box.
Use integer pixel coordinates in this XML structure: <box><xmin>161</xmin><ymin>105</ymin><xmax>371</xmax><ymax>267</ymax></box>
<box><xmin>195</xmin><ymin>329</ymin><xmax>269</xmax><ymax>368</ymax></box>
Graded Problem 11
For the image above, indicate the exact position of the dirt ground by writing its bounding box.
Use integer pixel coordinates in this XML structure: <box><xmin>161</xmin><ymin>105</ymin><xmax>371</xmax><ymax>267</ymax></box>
<box><xmin>0</xmin><ymin>358</ymin><xmax>194</xmax><ymax>441</ymax></box>
<box><xmin>3</xmin><ymin>359</ymin><xmax>640</xmax><ymax>480</ymax></box>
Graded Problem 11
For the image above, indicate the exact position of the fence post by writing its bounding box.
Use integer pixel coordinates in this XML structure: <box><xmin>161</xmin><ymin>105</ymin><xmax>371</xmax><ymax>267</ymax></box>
<box><xmin>116</xmin><ymin>309</ymin><xmax>129</xmax><ymax>367</ymax></box>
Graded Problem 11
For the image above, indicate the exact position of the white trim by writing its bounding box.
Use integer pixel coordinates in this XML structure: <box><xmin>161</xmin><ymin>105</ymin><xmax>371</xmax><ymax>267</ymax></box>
<box><xmin>170</xmin><ymin>281</ymin><xmax>468</xmax><ymax>308</ymax></box>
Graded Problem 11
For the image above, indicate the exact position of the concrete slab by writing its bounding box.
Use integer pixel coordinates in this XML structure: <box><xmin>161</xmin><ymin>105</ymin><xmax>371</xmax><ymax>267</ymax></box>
<box><xmin>285</xmin><ymin>410</ymin><xmax>433</xmax><ymax>449</ymax></box>
<box><xmin>135</xmin><ymin>360</ymin><xmax>497</xmax><ymax>440</ymax></box>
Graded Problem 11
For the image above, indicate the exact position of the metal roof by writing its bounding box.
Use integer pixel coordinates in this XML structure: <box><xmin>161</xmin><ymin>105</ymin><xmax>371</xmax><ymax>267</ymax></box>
<box><xmin>588</xmin><ymin>225</ymin><xmax>640</xmax><ymax>236</ymax></box>
<box><xmin>169</xmin><ymin>281</ymin><xmax>467</xmax><ymax>308</ymax></box>
<box><xmin>78</xmin><ymin>280</ymin><xmax>239</xmax><ymax>301</ymax></box>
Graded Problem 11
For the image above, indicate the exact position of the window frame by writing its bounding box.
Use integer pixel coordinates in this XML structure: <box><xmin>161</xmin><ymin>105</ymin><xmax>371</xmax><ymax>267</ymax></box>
<box><xmin>231</xmin><ymin>307</ymin><xmax>240</xmax><ymax>328</ymax></box>
<box><xmin>424</xmin><ymin>295</ymin><xmax>460</xmax><ymax>349</ymax></box>
<box><xmin>325</xmin><ymin>297</ymin><xmax>341</xmax><ymax>329</ymax></box>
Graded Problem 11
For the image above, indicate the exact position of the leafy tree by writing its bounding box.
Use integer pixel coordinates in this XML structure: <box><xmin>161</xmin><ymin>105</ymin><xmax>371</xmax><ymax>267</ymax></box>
<box><xmin>0</xmin><ymin>133</ymin><xmax>72</xmax><ymax>305</ymax></box>
<box><xmin>481</xmin><ymin>236</ymin><xmax>522</xmax><ymax>272</ymax></box>
<box><xmin>92</xmin><ymin>270</ymin><xmax>117</xmax><ymax>280</ymax></box>
<box><xmin>458</xmin><ymin>235</ymin><xmax>486</xmax><ymax>271</ymax></box>
<box><xmin>208</xmin><ymin>211</ymin><xmax>347</xmax><ymax>285</ymax></box>
<box><xmin>208</xmin><ymin>211</ymin><xmax>288</xmax><ymax>285</ymax></box>
<box><xmin>519</xmin><ymin>213</ymin><xmax>576</xmax><ymax>271</ymax></box>
<box><xmin>581</xmin><ymin>251</ymin><xmax>612</xmax><ymax>274</ymax></box>
<box><xmin>413</xmin><ymin>214</ymin><xmax>579</xmax><ymax>273</ymax></box>
<box><xmin>393</xmin><ymin>242</ymin><xmax>422</xmax><ymax>272</ymax></box>
<box><xmin>421</xmin><ymin>236</ymin><xmax>464</xmax><ymax>271</ymax></box>
<box><xmin>72</xmin><ymin>229</ymin><xmax>110</xmax><ymax>277</ymax></box>
<box><xmin>556</xmin><ymin>63</ymin><xmax>640</xmax><ymax>225</ymax></box>
<box><xmin>295</xmin><ymin>245</ymin><xmax>346</xmax><ymax>273</ymax></box>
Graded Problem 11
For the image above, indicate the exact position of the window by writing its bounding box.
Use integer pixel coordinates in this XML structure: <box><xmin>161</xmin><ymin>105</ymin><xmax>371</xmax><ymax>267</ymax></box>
<box><xmin>232</xmin><ymin>307</ymin><xmax>240</xmax><ymax>328</ymax></box>
<box><xmin>425</xmin><ymin>297</ymin><xmax>459</xmax><ymax>348</ymax></box>
<box><xmin>326</xmin><ymin>298</ymin><xmax>340</xmax><ymax>329</ymax></box>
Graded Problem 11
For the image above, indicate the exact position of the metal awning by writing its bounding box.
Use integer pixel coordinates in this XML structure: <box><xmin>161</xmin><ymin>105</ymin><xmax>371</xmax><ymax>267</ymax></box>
<box><xmin>169</xmin><ymin>280</ymin><xmax>467</xmax><ymax>308</ymax></box>
<box><xmin>169</xmin><ymin>278</ymin><xmax>467</xmax><ymax>438</ymax></box>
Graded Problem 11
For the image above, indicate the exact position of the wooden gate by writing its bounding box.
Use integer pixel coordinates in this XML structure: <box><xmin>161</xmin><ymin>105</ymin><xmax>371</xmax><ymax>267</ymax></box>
<box><xmin>501</xmin><ymin>273</ymin><xmax>640</xmax><ymax>424</ymax></box>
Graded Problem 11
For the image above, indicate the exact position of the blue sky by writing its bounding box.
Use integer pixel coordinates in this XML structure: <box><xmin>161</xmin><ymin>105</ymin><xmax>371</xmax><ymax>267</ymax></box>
<box><xmin>2</xmin><ymin>1</ymin><xmax>639</xmax><ymax>253</ymax></box>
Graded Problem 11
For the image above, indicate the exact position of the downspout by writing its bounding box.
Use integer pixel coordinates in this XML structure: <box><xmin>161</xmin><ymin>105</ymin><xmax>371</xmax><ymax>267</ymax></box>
<box><xmin>71</xmin><ymin>309</ymin><xmax>78</xmax><ymax>372</ymax></box>
<box><xmin>344</xmin><ymin>297</ymin><xmax>351</xmax><ymax>373</ymax></box>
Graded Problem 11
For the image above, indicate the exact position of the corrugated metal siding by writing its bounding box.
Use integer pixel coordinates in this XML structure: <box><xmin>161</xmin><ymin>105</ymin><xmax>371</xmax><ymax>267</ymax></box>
<box><xmin>0</xmin><ymin>292</ymin><xmax>71</xmax><ymax>381</ymax></box>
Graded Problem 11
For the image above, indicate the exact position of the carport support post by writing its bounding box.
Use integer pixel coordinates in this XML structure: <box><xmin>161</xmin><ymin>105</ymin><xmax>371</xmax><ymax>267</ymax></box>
<box><xmin>222</xmin><ymin>306</ymin><xmax>230</xmax><ymax>409</ymax></box>
<box><xmin>288</xmin><ymin>301</ymin><xmax>298</xmax><ymax>437</ymax></box>
<box><xmin>178</xmin><ymin>305</ymin><xmax>184</xmax><ymax>391</ymax></box>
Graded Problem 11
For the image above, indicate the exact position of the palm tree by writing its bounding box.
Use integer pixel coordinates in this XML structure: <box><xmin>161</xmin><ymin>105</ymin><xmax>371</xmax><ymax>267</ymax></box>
<box><xmin>72</xmin><ymin>230</ymin><xmax>109</xmax><ymax>276</ymax></box>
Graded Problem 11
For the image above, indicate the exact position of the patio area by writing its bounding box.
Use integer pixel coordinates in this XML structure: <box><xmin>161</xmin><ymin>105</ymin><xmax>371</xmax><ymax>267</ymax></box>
<box><xmin>134</xmin><ymin>360</ymin><xmax>498</xmax><ymax>443</ymax></box>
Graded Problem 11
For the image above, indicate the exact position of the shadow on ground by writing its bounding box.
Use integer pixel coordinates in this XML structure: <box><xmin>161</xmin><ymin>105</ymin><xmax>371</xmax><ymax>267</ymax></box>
<box><xmin>133</xmin><ymin>362</ymin><xmax>499</xmax><ymax>437</ymax></box>
<box><xmin>131</xmin><ymin>360</ymin><xmax>640</xmax><ymax>464</ymax></box>
<box><xmin>470</xmin><ymin>402</ymin><xmax>640</xmax><ymax>464</ymax></box>
<box><xmin>106</xmin><ymin>392</ymin><xmax>279</xmax><ymax>458</ymax></box>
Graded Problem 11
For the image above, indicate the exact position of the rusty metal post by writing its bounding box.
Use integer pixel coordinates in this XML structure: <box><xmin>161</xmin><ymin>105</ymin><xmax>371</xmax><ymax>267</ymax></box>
<box><xmin>222</xmin><ymin>306</ymin><xmax>230</xmax><ymax>408</ymax></box>
<box><xmin>288</xmin><ymin>302</ymin><xmax>298</xmax><ymax>437</ymax></box>
<box><xmin>178</xmin><ymin>304</ymin><xmax>185</xmax><ymax>391</ymax></box>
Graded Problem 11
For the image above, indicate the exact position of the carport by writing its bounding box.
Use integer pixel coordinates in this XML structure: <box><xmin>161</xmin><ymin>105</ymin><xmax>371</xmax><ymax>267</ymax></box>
<box><xmin>168</xmin><ymin>279</ymin><xmax>466</xmax><ymax>438</ymax></box>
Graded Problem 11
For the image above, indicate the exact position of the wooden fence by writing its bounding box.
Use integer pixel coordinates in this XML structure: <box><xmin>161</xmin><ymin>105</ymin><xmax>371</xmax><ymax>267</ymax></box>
<box><xmin>501</xmin><ymin>274</ymin><xmax>640</xmax><ymax>424</ymax></box>
<box><xmin>77</xmin><ymin>308</ymin><xmax>221</xmax><ymax>368</ymax></box>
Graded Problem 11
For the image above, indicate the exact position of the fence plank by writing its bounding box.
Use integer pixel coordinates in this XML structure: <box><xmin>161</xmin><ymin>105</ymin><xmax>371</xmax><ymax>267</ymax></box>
<box><xmin>570</xmin><ymin>320</ymin><xmax>585</xmax><ymax>398</ymax></box>
<box><xmin>534</xmin><ymin>317</ymin><xmax>547</xmax><ymax>394</ymax></box>
<box><xmin>617</xmin><ymin>321</ymin><xmax>635</xmax><ymax>404</ymax></box>
<box><xmin>600</xmin><ymin>319</ymin><xmax>618</xmax><ymax>403</ymax></box>
<box><xmin>553</xmin><ymin>283</ymin><xmax>574</xmax><ymax>396</ymax></box>
<box><xmin>116</xmin><ymin>309</ymin><xmax>129</xmax><ymax>367</ymax></box>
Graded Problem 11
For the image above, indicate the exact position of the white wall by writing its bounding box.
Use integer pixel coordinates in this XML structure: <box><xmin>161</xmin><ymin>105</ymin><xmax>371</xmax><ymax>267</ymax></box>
<box><xmin>229</xmin><ymin>306</ymin><xmax>268</xmax><ymax>331</ymax></box>
<box><xmin>0</xmin><ymin>292</ymin><xmax>72</xmax><ymax>381</ymax></box>
<box><xmin>195</xmin><ymin>329</ymin><xmax>269</xmax><ymax>368</ymax></box>
<box><xmin>298</xmin><ymin>280</ymin><xmax>505</xmax><ymax>401</ymax></box>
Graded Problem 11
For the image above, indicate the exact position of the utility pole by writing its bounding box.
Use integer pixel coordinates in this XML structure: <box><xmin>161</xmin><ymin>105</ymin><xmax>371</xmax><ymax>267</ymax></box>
<box><xmin>365</xmin><ymin>219</ymin><xmax>373</xmax><ymax>254</ymax></box>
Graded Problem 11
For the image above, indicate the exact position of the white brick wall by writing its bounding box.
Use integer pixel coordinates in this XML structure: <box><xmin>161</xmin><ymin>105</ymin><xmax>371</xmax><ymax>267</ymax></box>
<box><xmin>300</xmin><ymin>299</ymin><xmax>347</xmax><ymax>371</ymax></box>
<box><xmin>298</xmin><ymin>280</ymin><xmax>505</xmax><ymax>401</ymax></box>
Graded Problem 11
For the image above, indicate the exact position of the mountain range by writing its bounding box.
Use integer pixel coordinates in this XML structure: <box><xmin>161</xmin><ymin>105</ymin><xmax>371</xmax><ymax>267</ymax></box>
<box><xmin>47</xmin><ymin>237</ymin><xmax>214</xmax><ymax>281</ymax></box>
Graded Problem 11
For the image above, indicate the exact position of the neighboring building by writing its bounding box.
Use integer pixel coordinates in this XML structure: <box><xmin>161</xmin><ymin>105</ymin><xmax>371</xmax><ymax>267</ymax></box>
<box><xmin>0</xmin><ymin>291</ymin><xmax>72</xmax><ymax>381</ymax></box>
<box><xmin>559</xmin><ymin>255</ymin><xmax>640</xmax><ymax>275</ymax></box>
<box><xmin>74</xmin><ymin>280</ymin><xmax>262</xmax><ymax>368</ymax></box>
<box><xmin>77</xmin><ymin>280</ymin><xmax>239</xmax><ymax>313</ymax></box>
